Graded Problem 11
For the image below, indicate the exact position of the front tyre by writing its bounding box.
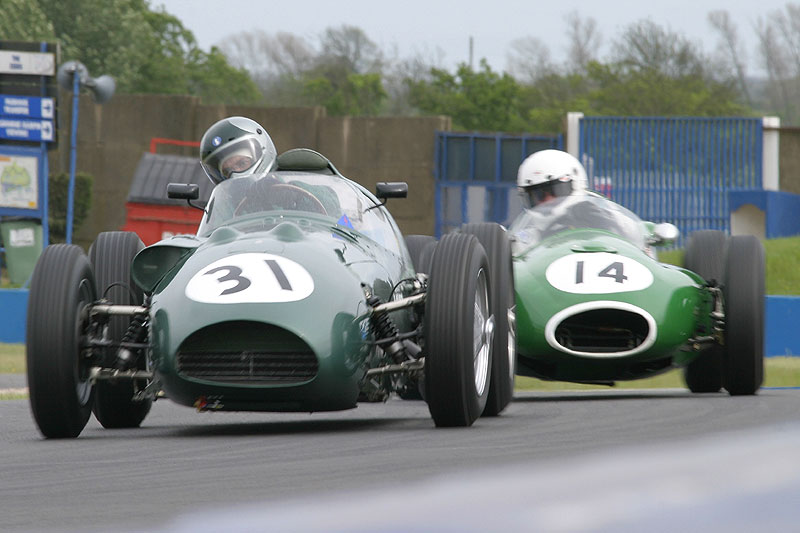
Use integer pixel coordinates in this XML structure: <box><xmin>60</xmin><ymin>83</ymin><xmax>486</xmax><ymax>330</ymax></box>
<box><xmin>425</xmin><ymin>233</ymin><xmax>492</xmax><ymax>427</ymax></box>
<box><xmin>461</xmin><ymin>223</ymin><xmax>514</xmax><ymax>416</ymax></box>
<box><xmin>723</xmin><ymin>235</ymin><xmax>765</xmax><ymax>395</ymax></box>
<box><xmin>27</xmin><ymin>245</ymin><xmax>97</xmax><ymax>439</ymax></box>
<box><xmin>90</xmin><ymin>231</ymin><xmax>152</xmax><ymax>428</ymax></box>
<box><xmin>682</xmin><ymin>230</ymin><xmax>727</xmax><ymax>393</ymax></box>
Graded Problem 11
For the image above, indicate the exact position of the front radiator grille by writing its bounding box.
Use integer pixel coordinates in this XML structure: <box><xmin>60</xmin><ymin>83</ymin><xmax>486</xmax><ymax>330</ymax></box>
<box><xmin>555</xmin><ymin>309</ymin><xmax>649</xmax><ymax>354</ymax></box>
<box><xmin>176</xmin><ymin>321</ymin><xmax>318</xmax><ymax>385</ymax></box>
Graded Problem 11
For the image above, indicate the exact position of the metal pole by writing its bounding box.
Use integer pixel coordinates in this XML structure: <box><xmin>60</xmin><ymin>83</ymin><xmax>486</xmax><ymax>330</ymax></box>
<box><xmin>66</xmin><ymin>68</ymin><xmax>80</xmax><ymax>244</ymax></box>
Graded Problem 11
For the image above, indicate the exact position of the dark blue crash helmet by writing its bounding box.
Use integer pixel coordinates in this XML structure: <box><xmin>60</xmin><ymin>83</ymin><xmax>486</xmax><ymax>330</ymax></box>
<box><xmin>199</xmin><ymin>116</ymin><xmax>277</xmax><ymax>184</ymax></box>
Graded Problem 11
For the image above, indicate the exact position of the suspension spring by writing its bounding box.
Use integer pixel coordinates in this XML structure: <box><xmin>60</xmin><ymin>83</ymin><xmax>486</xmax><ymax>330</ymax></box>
<box><xmin>368</xmin><ymin>295</ymin><xmax>406</xmax><ymax>363</ymax></box>
<box><xmin>115</xmin><ymin>313</ymin><xmax>148</xmax><ymax>370</ymax></box>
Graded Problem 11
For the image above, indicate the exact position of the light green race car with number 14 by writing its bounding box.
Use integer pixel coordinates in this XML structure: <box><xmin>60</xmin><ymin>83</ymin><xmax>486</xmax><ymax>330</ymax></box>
<box><xmin>509</xmin><ymin>194</ymin><xmax>764</xmax><ymax>395</ymax></box>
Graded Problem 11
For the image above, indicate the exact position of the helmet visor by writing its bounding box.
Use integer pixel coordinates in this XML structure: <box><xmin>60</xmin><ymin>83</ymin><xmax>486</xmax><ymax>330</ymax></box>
<box><xmin>525</xmin><ymin>177</ymin><xmax>573</xmax><ymax>206</ymax></box>
<box><xmin>202</xmin><ymin>136</ymin><xmax>264</xmax><ymax>183</ymax></box>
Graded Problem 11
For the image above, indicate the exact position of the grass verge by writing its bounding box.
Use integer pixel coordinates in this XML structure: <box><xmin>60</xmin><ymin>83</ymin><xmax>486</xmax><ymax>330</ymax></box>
<box><xmin>515</xmin><ymin>357</ymin><xmax>800</xmax><ymax>390</ymax></box>
<box><xmin>3</xmin><ymin>343</ymin><xmax>798</xmax><ymax>397</ymax></box>
<box><xmin>0</xmin><ymin>343</ymin><xmax>25</xmax><ymax>373</ymax></box>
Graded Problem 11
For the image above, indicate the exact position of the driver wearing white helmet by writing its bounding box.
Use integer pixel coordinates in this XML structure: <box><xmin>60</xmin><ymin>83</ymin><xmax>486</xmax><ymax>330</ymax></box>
<box><xmin>517</xmin><ymin>149</ymin><xmax>589</xmax><ymax>207</ymax></box>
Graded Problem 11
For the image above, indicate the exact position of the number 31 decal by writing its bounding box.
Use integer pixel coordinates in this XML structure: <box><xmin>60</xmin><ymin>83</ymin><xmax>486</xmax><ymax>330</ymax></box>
<box><xmin>546</xmin><ymin>252</ymin><xmax>653</xmax><ymax>294</ymax></box>
<box><xmin>185</xmin><ymin>253</ymin><xmax>314</xmax><ymax>303</ymax></box>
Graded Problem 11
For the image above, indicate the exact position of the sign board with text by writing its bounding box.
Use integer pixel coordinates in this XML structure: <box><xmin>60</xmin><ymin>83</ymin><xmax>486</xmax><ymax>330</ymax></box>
<box><xmin>0</xmin><ymin>117</ymin><xmax>54</xmax><ymax>142</ymax></box>
<box><xmin>0</xmin><ymin>50</ymin><xmax>55</xmax><ymax>76</ymax></box>
<box><xmin>0</xmin><ymin>95</ymin><xmax>54</xmax><ymax>119</ymax></box>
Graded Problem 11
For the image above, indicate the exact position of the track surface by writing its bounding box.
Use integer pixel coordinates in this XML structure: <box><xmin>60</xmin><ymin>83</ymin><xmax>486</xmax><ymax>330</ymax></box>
<box><xmin>2</xmin><ymin>388</ymin><xmax>800</xmax><ymax>532</ymax></box>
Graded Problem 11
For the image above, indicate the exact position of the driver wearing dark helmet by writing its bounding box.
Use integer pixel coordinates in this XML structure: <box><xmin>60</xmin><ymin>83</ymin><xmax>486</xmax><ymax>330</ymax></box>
<box><xmin>199</xmin><ymin>116</ymin><xmax>329</xmax><ymax>216</ymax></box>
<box><xmin>200</xmin><ymin>116</ymin><xmax>278</xmax><ymax>184</ymax></box>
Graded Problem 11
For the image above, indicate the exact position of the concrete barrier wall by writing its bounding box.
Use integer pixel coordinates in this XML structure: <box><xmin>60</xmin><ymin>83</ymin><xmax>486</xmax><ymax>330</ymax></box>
<box><xmin>49</xmin><ymin>93</ymin><xmax>451</xmax><ymax>249</ymax></box>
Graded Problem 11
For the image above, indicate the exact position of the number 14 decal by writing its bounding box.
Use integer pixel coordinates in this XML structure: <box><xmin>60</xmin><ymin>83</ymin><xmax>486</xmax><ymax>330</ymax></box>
<box><xmin>575</xmin><ymin>260</ymin><xmax>628</xmax><ymax>284</ymax></box>
<box><xmin>545</xmin><ymin>253</ymin><xmax>653</xmax><ymax>294</ymax></box>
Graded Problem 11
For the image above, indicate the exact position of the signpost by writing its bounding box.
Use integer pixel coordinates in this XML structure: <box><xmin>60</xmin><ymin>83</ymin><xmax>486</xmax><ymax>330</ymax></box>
<box><xmin>0</xmin><ymin>41</ymin><xmax>58</xmax><ymax>286</ymax></box>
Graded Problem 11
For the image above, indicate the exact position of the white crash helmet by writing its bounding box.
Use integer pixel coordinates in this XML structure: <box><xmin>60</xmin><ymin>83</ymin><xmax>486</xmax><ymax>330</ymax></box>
<box><xmin>199</xmin><ymin>116</ymin><xmax>277</xmax><ymax>184</ymax></box>
<box><xmin>517</xmin><ymin>149</ymin><xmax>588</xmax><ymax>207</ymax></box>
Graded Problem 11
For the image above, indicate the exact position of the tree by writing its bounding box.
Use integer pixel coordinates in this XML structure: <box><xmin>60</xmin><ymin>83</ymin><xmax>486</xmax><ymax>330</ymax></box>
<box><xmin>610</xmin><ymin>20</ymin><xmax>706</xmax><ymax>78</ymax></box>
<box><xmin>0</xmin><ymin>0</ymin><xmax>54</xmax><ymax>41</ymax></box>
<box><xmin>755</xmin><ymin>5</ymin><xmax>800</xmax><ymax>123</ymax></box>
<box><xmin>708</xmin><ymin>10</ymin><xmax>751</xmax><ymax>106</ymax></box>
<box><xmin>303</xmin><ymin>72</ymin><xmax>386</xmax><ymax>116</ymax></box>
<box><xmin>408</xmin><ymin>59</ymin><xmax>527</xmax><ymax>131</ymax></box>
<box><xmin>585</xmin><ymin>61</ymin><xmax>746</xmax><ymax>116</ymax></box>
<box><xmin>565</xmin><ymin>11</ymin><xmax>602</xmax><ymax>73</ymax></box>
<box><xmin>0</xmin><ymin>0</ymin><xmax>260</xmax><ymax>104</ymax></box>
<box><xmin>505</xmin><ymin>37</ymin><xmax>554</xmax><ymax>84</ymax></box>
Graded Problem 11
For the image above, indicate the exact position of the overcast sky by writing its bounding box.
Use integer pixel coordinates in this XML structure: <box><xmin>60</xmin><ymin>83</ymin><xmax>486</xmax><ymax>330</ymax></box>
<box><xmin>154</xmin><ymin>0</ymin><xmax>792</xmax><ymax>75</ymax></box>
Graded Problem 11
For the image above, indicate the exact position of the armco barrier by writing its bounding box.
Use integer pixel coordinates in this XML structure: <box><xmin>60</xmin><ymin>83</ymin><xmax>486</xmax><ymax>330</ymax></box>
<box><xmin>0</xmin><ymin>289</ymin><xmax>29</xmax><ymax>344</ymax></box>
<box><xmin>1</xmin><ymin>289</ymin><xmax>799</xmax><ymax>356</ymax></box>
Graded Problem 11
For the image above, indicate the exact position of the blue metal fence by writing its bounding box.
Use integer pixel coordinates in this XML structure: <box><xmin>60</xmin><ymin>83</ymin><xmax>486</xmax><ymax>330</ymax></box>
<box><xmin>579</xmin><ymin>117</ymin><xmax>763</xmax><ymax>242</ymax></box>
<box><xmin>434</xmin><ymin>132</ymin><xmax>563</xmax><ymax>236</ymax></box>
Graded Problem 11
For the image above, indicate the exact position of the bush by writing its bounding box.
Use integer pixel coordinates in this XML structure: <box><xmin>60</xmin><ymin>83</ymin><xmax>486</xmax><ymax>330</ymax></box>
<box><xmin>47</xmin><ymin>171</ymin><xmax>93</xmax><ymax>243</ymax></box>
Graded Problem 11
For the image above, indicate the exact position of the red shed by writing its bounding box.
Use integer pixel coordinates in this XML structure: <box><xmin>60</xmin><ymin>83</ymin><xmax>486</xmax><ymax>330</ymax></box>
<box><xmin>121</xmin><ymin>153</ymin><xmax>212</xmax><ymax>245</ymax></box>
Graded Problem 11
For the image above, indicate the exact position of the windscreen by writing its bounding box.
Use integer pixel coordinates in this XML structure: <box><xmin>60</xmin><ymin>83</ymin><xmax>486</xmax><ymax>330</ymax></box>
<box><xmin>509</xmin><ymin>194</ymin><xmax>647</xmax><ymax>251</ymax></box>
<box><xmin>197</xmin><ymin>171</ymin><xmax>405</xmax><ymax>256</ymax></box>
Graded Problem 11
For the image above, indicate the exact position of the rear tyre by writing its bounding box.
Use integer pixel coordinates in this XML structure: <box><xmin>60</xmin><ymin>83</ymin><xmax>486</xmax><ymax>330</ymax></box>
<box><xmin>425</xmin><ymin>233</ymin><xmax>492</xmax><ymax>427</ymax></box>
<box><xmin>90</xmin><ymin>232</ymin><xmax>152</xmax><ymax>428</ymax></box>
<box><xmin>27</xmin><ymin>245</ymin><xmax>97</xmax><ymax>438</ymax></box>
<box><xmin>405</xmin><ymin>235</ymin><xmax>437</xmax><ymax>275</ymax></box>
<box><xmin>682</xmin><ymin>230</ymin><xmax>726</xmax><ymax>393</ymax></box>
<box><xmin>461</xmin><ymin>223</ymin><xmax>515</xmax><ymax>416</ymax></box>
<box><xmin>723</xmin><ymin>235</ymin><xmax>765</xmax><ymax>395</ymax></box>
<box><xmin>399</xmin><ymin>235</ymin><xmax>438</xmax><ymax>400</ymax></box>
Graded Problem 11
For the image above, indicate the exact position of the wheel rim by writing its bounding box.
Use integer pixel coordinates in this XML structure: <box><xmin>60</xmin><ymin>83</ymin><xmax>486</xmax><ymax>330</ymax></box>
<box><xmin>74</xmin><ymin>278</ymin><xmax>94</xmax><ymax>405</ymax></box>
<box><xmin>473</xmin><ymin>268</ymin><xmax>492</xmax><ymax>396</ymax></box>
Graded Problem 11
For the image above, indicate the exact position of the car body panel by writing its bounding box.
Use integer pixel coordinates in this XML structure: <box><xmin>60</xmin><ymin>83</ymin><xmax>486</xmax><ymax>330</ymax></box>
<box><xmin>133</xmin><ymin>167</ymin><xmax>416</xmax><ymax>412</ymax></box>
<box><xmin>510</xmin><ymin>195</ymin><xmax>715</xmax><ymax>383</ymax></box>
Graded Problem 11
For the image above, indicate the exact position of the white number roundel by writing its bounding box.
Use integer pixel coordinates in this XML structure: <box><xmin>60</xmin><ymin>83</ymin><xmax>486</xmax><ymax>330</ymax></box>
<box><xmin>545</xmin><ymin>252</ymin><xmax>653</xmax><ymax>294</ymax></box>
<box><xmin>185</xmin><ymin>253</ymin><xmax>314</xmax><ymax>303</ymax></box>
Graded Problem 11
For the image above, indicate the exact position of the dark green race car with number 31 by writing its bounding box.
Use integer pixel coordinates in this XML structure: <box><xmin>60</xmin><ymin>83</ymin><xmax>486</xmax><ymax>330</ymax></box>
<box><xmin>25</xmin><ymin>148</ymin><xmax>515</xmax><ymax>439</ymax></box>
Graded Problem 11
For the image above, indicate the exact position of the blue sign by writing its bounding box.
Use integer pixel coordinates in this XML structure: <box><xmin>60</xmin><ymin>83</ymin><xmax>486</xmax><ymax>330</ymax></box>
<box><xmin>0</xmin><ymin>95</ymin><xmax>54</xmax><ymax>119</ymax></box>
<box><xmin>0</xmin><ymin>117</ymin><xmax>54</xmax><ymax>142</ymax></box>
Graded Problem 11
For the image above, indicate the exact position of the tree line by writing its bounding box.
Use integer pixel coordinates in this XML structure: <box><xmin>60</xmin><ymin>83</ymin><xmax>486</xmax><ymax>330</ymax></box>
<box><xmin>3</xmin><ymin>1</ymin><xmax>800</xmax><ymax>131</ymax></box>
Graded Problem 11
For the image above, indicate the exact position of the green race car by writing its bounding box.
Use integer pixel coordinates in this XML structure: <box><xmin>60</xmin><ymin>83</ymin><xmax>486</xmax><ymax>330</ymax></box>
<box><xmin>509</xmin><ymin>193</ymin><xmax>764</xmax><ymax>394</ymax></box>
<box><xmin>26</xmin><ymin>149</ymin><xmax>515</xmax><ymax>438</ymax></box>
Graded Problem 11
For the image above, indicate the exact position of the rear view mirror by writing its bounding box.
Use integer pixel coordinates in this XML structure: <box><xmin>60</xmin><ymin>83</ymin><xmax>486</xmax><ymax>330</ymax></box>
<box><xmin>167</xmin><ymin>183</ymin><xmax>199</xmax><ymax>201</ymax></box>
<box><xmin>376</xmin><ymin>182</ymin><xmax>408</xmax><ymax>200</ymax></box>
<box><xmin>649</xmin><ymin>222</ymin><xmax>680</xmax><ymax>247</ymax></box>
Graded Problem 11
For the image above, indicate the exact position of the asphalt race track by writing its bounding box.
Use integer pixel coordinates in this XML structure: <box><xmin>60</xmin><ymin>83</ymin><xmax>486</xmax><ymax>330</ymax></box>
<box><xmin>2</xmin><ymin>387</ymin><xmax>800</xmax><ymax>532</ymax></box>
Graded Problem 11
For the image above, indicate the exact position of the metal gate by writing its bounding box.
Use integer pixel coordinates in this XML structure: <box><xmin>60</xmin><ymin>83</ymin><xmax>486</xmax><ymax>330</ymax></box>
<box><xmin>434</xmin><ymin>132</ymin><xmax>563</xmax><ymax>236</ymax></box>
<box><xmin>579</xmin><ymin>117</ymin><xmax>763</xmax><ymax>241</ymax></box>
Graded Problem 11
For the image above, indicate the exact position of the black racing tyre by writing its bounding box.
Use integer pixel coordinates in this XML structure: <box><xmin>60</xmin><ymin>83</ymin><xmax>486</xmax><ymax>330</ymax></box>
<box><xmin>89</xmin><ymin>232</ymin><xmax>152</xmax><ymax>428</ymax></box>
<box><xmin>398</xmin><ymin>235</ymin><xmax>437</xmax><ymax>401</ymax></box>
<box><xmin>424</xmin><ymin>233</ymin><xmax>492</xmax><ymax>427</ymax></box>
<box><xmin>461</xmin><ymin>223</ymin><xmax>515</xmax><ymax>416</ymax></box>
<box><xmin>682</xmin><ymin>230</ymin><xmax>727</xmax><ymax>393</ymax></box>
<box><xmin>723</xmin><ymin>235</ymin><xmax>765</xmax><ymax>395</ymax></box>
<box><xmin>26</xmin><ymin>245</ymin><xmax>97</xmax><ymax>438</ymax></box>
<box><xmin>405</xmin><ymin>235</ymin><xmax>437</xmax><ymax>275</ymax></box>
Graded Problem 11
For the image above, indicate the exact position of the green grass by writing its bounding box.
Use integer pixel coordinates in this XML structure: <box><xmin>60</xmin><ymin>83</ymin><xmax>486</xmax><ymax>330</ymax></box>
<box><xmin>515</xmin><ymin>357</ymin><xmax>800</xmax><ymax>390</ymax></box>
<box><xmin>658</xmin><ymin>235</ymin><xmax>800</xmax><ymax>295</ymax></box>
<box><xmin>0</xmin><ymin>343</ymin><xmax>25</xmax><ymax>373</ymax></box>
